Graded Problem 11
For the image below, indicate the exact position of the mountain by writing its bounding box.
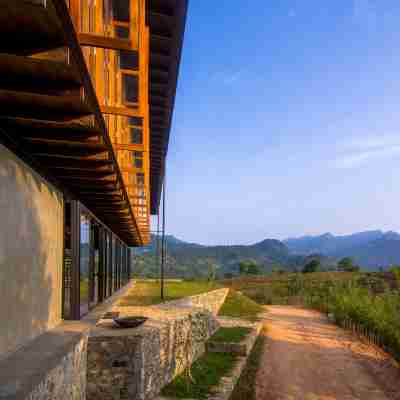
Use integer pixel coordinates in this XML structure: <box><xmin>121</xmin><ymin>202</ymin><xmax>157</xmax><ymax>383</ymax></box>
<box><xmin>133</xmin><ymin>235</ymin><xmax>294</xmax><ymax>278</ymax></box>
<box><xmin>284</xmin><ymin>230</ymin><xmax>400</xmax><ymax>270</ymax></box>
<box><xmin>132</xmin><ymin>230</ymin><xmax>400</xmax><ymax>278</ymax></box>
<box><xmin>284</xmin><ymin>230</ymin><xmax>384</xmax><ymax>255</ymax></box>
<box><xmin>340</xmin><ymin>235</ymin><xmax>400</xmax><ymax>268</ymax></box>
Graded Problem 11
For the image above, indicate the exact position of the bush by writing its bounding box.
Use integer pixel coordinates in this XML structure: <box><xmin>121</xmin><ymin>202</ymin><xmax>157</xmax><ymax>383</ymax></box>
<box><xmin>303</xmin><ymin>279</ymin><xmax>400</xmax><ymax>360</ymax></box>
<box><xmin>302</xmin><ymin>259</ymin><xmax>320</xmax><ymax>273</ymax></box>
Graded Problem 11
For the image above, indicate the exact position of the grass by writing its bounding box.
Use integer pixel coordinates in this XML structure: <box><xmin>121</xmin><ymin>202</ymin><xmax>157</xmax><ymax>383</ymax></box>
<box><xmin>231</xmin><ymin>328</ymin><xmax>267</xmax><ymax>400</ymax></box>
<box><xmin>218</xmin><ymin>289</ymin><xmax>263</xmax><ymax>320</ymax></box>
<box><xmin>80</xmin><ymin>279</ymin><xmax>89</xmax><ymax>302</ymax></box>
<box><xmin>161</xmin><ymin>352</ymin><xmax>237</xmax><ymax>399</ymax></box>
<box><xmin>210</xmin><ymin>327</ymin><xmax>252</xmax><ymax>343</ymax></box>
<box><xmin>118</xmin><ymin>280</ymin><xmax>220</xmax><ymax>306</ymax></box>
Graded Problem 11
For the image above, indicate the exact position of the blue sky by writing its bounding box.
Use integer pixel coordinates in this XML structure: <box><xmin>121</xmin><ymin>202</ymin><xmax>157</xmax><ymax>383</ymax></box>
<box><xmin>156</xmin><ymin>0</ymin><xmax>400</xmax><ymax>245</ymax></box>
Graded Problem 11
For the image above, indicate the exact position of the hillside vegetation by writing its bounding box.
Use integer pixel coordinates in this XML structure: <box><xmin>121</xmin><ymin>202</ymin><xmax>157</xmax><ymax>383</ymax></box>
<box><xmin>132</xmin><ymin>231</ymin><xmax>400</xmax><ymax>280</ymax></box>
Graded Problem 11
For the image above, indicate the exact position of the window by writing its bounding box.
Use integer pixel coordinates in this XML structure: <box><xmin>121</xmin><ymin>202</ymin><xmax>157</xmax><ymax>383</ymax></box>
<box><xmin>136</xmin><ymin>173</ymin><xmax>145</xmax><ymax>186</ymax></box>
<box><xmin>80</xmin><ymin>213</ymin><xmax>91</xmax><ymax>317</ymax></box>
<box><xmin>130</xmin><ymin>128</ymin><xmax>143</xmax><ymax>144</ymax></box>
<box><xmin>132</xmin><ymin>151</ymin><xmax>143</xmax><ymax>169</ymax></box>
<box><xmin>112</xmin><ymin>236</ymin><xmax>116</xmax><ymax>292</ymax></box>
<box><xmin>120</xmin><ymin>51</ymin><xmax>138</xmax><ymax>70</ymax></box>
<box><xmin>115</xmin><ymin>26</ymin><xmax>129</xmax><ymax>39</ymax></box>
<box><xmin>122</xmin><ymin>74</ymin><xmax>138</xmax><ymax>104</ymax></box>
<box><xmin>62</xmin><ymin>200</ymin><xmax>132</xmax><ymax>320</ymax></box>
<box><xmin>128</xmin><ymin>117</ymin><xmax>143</xmax><ymax>126</ymax></box>
<box><xmin>112</xmin><ymin>0</ymin><xmax>130</xmax><ymax>22</ymax></box>
<box><xmin>63</xmin><ymin>202</ymin><xmax>72</xmax><ymax>319</ymax></box>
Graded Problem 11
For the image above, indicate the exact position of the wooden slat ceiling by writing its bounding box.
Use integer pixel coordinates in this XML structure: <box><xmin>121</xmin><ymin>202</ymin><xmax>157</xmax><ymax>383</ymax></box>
<box><xmin>147</xmin><ymin>0</ymin><xmax>188</xmax><ymax>214</ymax></box>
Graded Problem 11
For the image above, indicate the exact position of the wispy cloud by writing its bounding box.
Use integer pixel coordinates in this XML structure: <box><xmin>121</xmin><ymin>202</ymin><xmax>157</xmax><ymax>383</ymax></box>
<box><xmin>222</xmin><ymin>71</ymin><xmax>242</xmax><ymax>85</ymax></box>
<box><xmin>209</xmin><ymin>70</ymin><xmax>243</xmax><ymax>87</ymax></box>
<box><xmin>333</xmin><ymin>135</ymin><xmax>400</xmax><ymax>169</ymax></box>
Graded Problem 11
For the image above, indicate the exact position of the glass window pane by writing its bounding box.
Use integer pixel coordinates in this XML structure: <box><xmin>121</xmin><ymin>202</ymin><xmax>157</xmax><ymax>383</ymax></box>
<box><xmin>136</xmin><ymin>173</ymin><xmax>145</xmax><ymax>185</ymax></box>
<box><xmin>80</xmin><ymin>213</ymin><xmax>90</xmax><ymax>317</ymax></box>
<box><xmin>112</xmin><ymin>236</ymin><xmax>116</xmax><ymax>292</ymax></box>
<box><xmin>115</xmin><ymin>26</ymin><xmax>129</xmax><ymax>38</ymax></box>
<box><xmin>132</xmin><ymin>151</ymin><xmax>143</xmax><ymax>168</ymax></box>
<box><xmin>130</xmin><ymin>128</ymin><xmax>143</xmax><ymax>144</ymax></box>
<box><xmin>63</xmin><ymin>202</ymin><xmax>72</xmax><ymax>319</ymax></box>
<box><xmin>128</xmin><ymin>116</ymin><xmax>143</xmax><ymax>126</ymax></box>
<box><xmin>112</xmin><ymin>0</ymin><xmax>130</xmax><ymax>22</ymax></box>
<box><xmin>123</xmin><ymin>74</ymin><xmax>138</xmax><ymax>103</ymax></box>
<box><xmin>107</xmin><ymin>233</ymin><xmax>113</xmax><ymax>296</ymax></box>
<box><xmin>120</xmin><ymin>50</ymin><xmax>138</xmax><ymax>70</ymax></box>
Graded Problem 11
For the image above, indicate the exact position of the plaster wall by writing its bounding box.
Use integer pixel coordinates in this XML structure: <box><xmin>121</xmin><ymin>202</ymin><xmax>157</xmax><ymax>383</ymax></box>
<box><xmin>0</xmin><ymin>144</ymin><xmax>64</xmax><ymax>357</ymax></box>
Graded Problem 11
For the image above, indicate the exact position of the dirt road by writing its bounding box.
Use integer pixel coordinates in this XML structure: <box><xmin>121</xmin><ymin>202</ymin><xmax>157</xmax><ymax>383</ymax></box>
<box><xmin>256</xmin><ymin>306</ymin><xmax>400</xmax><ymax>400</ymax></box>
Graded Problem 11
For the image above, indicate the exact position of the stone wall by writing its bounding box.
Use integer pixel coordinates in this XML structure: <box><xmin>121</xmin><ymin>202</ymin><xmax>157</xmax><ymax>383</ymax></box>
<box><xmin>87</xmin><ymin>288</ymin><xmax>229</xmax><ymax>400</ymax></box>
<box><xmin>0</xmin><ymin>322</ymin><xmax>90</xmax><ymax>400</ymax></box>
<box><xmin>164</xmin><ymin>288</ymin><xmax>229</xmax><ymax>316</ymax></box>
<box><xmin>26</xmin><ymin>334</ymin><xmax>88</xmax><ymax>400</ymax></box>
<box><xmin>0</xmin><ymin>286</ymin><xmax>228</xmax><ymax>400</ymax></box>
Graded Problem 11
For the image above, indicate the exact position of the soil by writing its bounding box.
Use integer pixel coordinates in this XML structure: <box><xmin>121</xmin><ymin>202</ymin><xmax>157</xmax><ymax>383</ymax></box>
<box><xmin>256</xmin><ymin>306</ymin><xmax>400</xmax><ymax>400</ymax></box>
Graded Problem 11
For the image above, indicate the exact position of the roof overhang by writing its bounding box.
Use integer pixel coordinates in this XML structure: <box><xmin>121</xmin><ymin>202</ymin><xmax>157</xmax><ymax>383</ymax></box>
<box><xmin>147</xmin><ymin>0</ymin><xmax>188</xmax><ymax>214</ymax></box>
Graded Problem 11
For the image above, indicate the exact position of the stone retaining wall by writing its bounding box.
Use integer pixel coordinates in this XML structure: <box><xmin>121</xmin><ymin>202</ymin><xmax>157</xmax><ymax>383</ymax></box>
<box><xmin>1</xmin><ymin>286</ymin><xmax>228</xmax><ymax>400</ymax></box>
<box><xmin>87</xmin><ymin>288</ymin><xmax>229</xmax><ymax>400</ymax></box>
<box><xmin>26</xmin><ymin>334</ymin><xmax>88</xmax><ymax>400</ymax></box>
<box><xmin>164</xmin><ymin>288</ymin><xmax>229</xmax><ymax>316</ymax></box>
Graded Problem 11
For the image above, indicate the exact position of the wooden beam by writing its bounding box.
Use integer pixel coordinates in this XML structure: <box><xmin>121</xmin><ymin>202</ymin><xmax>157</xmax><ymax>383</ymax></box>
<box><xmin>35</xmin><ymin>156</ymin><xmax>113</xmax><ymax>170</ymax></box>
<box><xmin>101</xmin><ymin>105</ymin><xmax>141</xmax><ymax>117</ymax></box>
<box><xmin>0</xmin><ymin>90</ymin><xmax>92</xmax><ymax>121</ymax></box>
<box><xmin>114</xmin><ymin>143</ymin><xmax>147</xmax><ymax>151</ymax></box>
<box><xmin>78</xmin><ymin>33</ymin><xmax>135</xmax><ymax>51</ymax></box>
<box><xmin>0</xmin><ymin>2</ymin><xmax>65</xmax><ymax>55</ymax></box>
<box><xmin>26</xmin><ymin>139</ymin><xmax>109</xmax><ymax>157</ymax></box>
<box><xmin>67</xmin><ymin>181</ymin><xmax>119</xmax><ymax>190</ymax></box>
<box><xmin>56</xmin><ymin>170</ymin><xmax>116</xmax><ymax>180</ymax></box>
<box><xmin>0</xmin><ymin>53</ymin><xmax>81</xmax><ymax>94</ymax></box>
<box><xmin>0</xmin><ymin>117</ymin><xmax>102</xmax><ymax>142</ymax></box>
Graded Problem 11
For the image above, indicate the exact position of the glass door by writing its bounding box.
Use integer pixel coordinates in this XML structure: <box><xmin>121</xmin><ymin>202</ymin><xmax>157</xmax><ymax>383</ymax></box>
<box><xmin>89</xmin><ymin>223</ymin><xmax>101</xmax><ymax>309</ymax></box>
<box><xmin>79</xmin><ymin>213</ymin><xmax>91</xmax><ymax>317</ymax></box>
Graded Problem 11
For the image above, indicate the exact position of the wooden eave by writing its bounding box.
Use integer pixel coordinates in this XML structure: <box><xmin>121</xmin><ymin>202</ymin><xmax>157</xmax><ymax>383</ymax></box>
<box><xmin>148</xmin><ymin>0</ymin><xmax>188</xmax><ymax>214</ymax></box>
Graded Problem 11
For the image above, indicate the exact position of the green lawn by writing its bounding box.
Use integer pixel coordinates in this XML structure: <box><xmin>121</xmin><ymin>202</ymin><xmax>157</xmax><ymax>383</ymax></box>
<box><xmin>210</xmin><ymin>327</ymin><xmax>252</xmax><ymax>343</ymax></box>
<box><xmin>218</xmin><ymin>289</ymin><xmax>263</xmax><ymax>320</ymax></box>
<box><xmin>118</xmin><ymin>280</ymin><xmax>220</xmax><ymax>306</ymax></box>
<box><xmin>161</xmin><ymin>352</ymin><xmax>237</xmax><ymax>399</ymax></box>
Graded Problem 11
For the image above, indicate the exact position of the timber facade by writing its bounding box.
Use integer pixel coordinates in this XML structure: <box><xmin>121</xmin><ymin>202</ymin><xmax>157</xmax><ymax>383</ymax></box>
<box><xmin>0</xmin><ymin>0</ymin><xmax>186</xmax><ymax>361</ymax></box>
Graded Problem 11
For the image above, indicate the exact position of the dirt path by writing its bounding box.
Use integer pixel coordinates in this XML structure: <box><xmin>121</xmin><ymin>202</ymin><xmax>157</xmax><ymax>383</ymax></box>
<box><xmin>256</xmin><ymin>306</ymin><xmax>400</xmax><ymax>400</ymax></box>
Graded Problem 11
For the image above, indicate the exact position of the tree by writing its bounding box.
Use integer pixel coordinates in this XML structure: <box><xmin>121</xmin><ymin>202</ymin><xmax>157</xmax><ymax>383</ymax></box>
<box><xmin>338</xmin><ymin>257</ymin><xmax>359</xmax><ymax>272</ymax></box>
<box><xmin>389</xmin><ymin>265</ymin><xmax>400</xmax><ymax>284</ymax></box>
<box><xmin>206</xmin><ymin>263</ymin><xmax>217</xmax><ymax>282</ymax></box>
<box><xmin>271</xmin><ymin>264</ymin><xmax>285</xmax><ymax>274</ymax></box>
<box><xmin>239</xmin><ymin>260</ymin><xmax>261</xmax><ymax>275</ymax></box>
<box><xmin>302</xmin><ymin>259</ymin><xmax>320</xmax><ymax>273</ymax></box>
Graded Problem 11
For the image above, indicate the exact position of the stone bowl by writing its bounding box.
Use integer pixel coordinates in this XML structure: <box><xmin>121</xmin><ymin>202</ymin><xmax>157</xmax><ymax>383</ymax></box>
<box><xmin>113</xmin><ymin>316</ymin><xmax>148</xmax><ymax>329</ymax></box>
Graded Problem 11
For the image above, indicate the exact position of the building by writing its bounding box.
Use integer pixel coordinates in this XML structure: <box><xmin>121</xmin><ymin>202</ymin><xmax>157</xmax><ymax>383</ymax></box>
<box><xmin>0</xmin><ymin>0</ymin><xmax>186</xmax><ymax>366</ymax></box>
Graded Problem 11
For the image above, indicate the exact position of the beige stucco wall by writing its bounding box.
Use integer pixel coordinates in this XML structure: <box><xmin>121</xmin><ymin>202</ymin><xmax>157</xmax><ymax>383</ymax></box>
<box><xmin>0</xmin><ymin>144</ymin><xmax>64</xmax><ymax>357</ymax></box>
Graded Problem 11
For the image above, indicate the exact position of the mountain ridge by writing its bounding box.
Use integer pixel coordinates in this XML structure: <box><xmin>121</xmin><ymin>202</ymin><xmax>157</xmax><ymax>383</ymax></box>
<box><xmin>133</xmin><ymin>230</ymin><xmax>400</xmax><ymax>279</ymax></box>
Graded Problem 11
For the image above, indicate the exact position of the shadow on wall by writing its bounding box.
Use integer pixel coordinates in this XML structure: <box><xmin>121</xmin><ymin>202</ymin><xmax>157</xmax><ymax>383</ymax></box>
<box><xmin>0</xmin><ymin>147</ymin><xmax>63</xmax><ymax>357</ymax></box>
